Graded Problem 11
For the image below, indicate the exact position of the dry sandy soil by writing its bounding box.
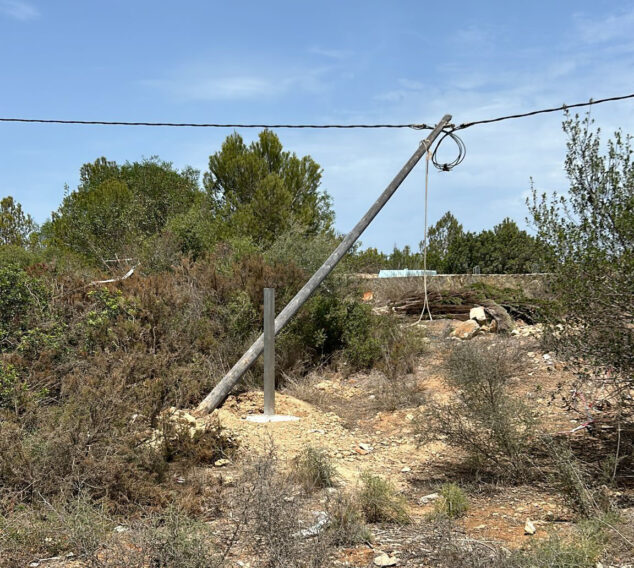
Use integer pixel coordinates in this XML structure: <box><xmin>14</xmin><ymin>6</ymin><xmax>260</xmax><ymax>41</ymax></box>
<box><xmin>34</xmin><ymin>318</ymin><xmax>633</xmax><ymax>567</ymax></box>
<box><xmin>183</xmin><ymin>318</ymin><xmax>632</xmax><ymax>566</ymax></box>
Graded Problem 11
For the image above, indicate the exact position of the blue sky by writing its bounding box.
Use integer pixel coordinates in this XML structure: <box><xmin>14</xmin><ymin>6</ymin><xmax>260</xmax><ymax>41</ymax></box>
<box><xmin>1</xmin><ymin>0</ymin><xmax>633</xmax><ymax>252</ymax></box>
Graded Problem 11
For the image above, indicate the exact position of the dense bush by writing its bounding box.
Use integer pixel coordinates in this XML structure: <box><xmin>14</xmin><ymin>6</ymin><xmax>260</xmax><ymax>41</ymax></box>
<box><xmin>417</xmin><ymin>340</ymin><xmax>535</xmax><ymax>477</ymax></box>
<box><xmin>292</xmin><ymin>446</ymin><xmax>338</xmax><ymax>492</ymax></box>
<box><xmin>529</xmin><ymin>112</ymin><xmax>633</xmax><ymax>428</ymax></box>
<box><xmin>433</xmin><ymin>483</ymin><xmax>469</xmax><ymax>519</ymax></box>
<box><xmin>357</xmin><ymin>472</ymin><xmax>410</xmax><ymax>524</ymax></box>
<box><xmin>0</xmin><ymin>264</ymin><xmax>47</xmax><ymax>346</ymax></box>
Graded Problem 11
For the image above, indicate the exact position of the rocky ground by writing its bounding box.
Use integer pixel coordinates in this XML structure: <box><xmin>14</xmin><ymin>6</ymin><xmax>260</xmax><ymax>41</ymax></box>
<box><xmin>189</xmin><ymin>318</ymin><xmax>632</xmax><ymax>566</ymax></box>
<box><xmin>25</xmin><ymin>317</ymin><xmax>633</xmax><ymax>568</ymax></box>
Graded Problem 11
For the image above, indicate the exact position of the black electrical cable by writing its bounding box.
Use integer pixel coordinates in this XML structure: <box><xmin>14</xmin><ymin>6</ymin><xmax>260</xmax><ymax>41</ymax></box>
<box><xmin>430</xmin><ymin>130</ymin><xmax>466</xmax><ymax>171</ymax></box>
<box><xmin>455</xmin><ymin>93</ymin><xmax>634</xmax><ymax>130</ymax></box>
<box><xmin>1</xmin><ymin>92</ymin><xmax>633</xmax><ymax>130</ymax></box>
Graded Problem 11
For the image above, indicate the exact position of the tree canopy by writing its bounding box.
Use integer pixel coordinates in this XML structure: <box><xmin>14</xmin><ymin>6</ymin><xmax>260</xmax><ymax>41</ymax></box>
<box><xmin>528</xmin><ymin>112</ymin><xmax>633</xmax><ymax>382</ymax></box>
<box><xmin>46</xmin><ymin>157</ymin><xmax>200</xmax><ymax>265</ymax></box>
<box><xmin>203</xmin><ymin>130</ymin><xmax>333</xmax><ymax>246</ymax></box>
<box><xmin>0</xmin><ymin>196</ymin><xmax>36</xmax><ymax>247</ymax></box>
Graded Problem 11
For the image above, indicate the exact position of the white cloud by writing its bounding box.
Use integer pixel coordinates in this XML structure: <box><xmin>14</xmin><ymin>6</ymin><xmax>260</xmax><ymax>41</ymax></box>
<box><xmin>0</xmin><ymin>0</ymin><xmax>39</xmax><ymax>20</ymax></box>
<box><xmin>574</xmin><ymin>8</ymin><xmax>634</xmax><ymax>44</ymax></box>
<box><xmin>309</xmin><ymin>46</ymin><xmax>352</xmax><ymax>60</ymax></box>
<box><xmin>143</xmin><ymin>62</ymin><xmax>334</xmax><ymax>102</ymax></box>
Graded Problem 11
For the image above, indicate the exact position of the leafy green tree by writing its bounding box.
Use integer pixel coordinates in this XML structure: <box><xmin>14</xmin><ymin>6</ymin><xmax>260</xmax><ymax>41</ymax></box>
<box><xmin>475</xmin><ymin>218</ymin><xmax>546</xmax><ymax>273</ymax></box>
<box><xmin>421</xmin><ymin>211</ymin><xmax>463</xmax><ymax>272</ymax></box>
<box><xmin>347</xmin><ymin>246</ymin><xmax>388</xmax><ymax>273</ymax></box>
<box><xmin>0</xmin><ymin>196</ymin><xmax>37</xmax><ymax>247</ymax></box>
<box><xmin>440</xmin><ymin>217</ymin><xmax>546</xmax><ymax>274</ymax></box>
<box><xmin>46</xmin><ymin>157</ymin><xmax>200</xmax><ymax>265</ymax></box>
<box><xmin>387</xmin><ymin>244</ymin><xmax>423</xmax><ymax>269</ymax></box>
<box><xmin>203</xmin><ymin>130</ymin><xmax>333</xmax><ymax>246</ymax></box>
<box><xmin>528</xmin><ymin>112</ymin><xmax>633</xmax><ymax>395</ymax></box>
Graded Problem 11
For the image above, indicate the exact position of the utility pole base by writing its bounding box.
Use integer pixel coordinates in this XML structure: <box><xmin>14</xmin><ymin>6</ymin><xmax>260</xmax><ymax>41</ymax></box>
<box><xmin>245</xmin><ymin>414</ymin><xmax>300</xmax><ymax>424</ymax></box>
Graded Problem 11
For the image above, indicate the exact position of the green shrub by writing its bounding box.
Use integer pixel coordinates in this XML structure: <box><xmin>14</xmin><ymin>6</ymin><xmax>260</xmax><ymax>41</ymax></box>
<box><xmin>357</xmin><ymin>472</ymin><xmax>410</xmax><ymax>524</ymax></box>
<box><xmin>0</xmin><ymin>265</ymin><xmax>46</xmax><ymax>345</ymax></box>
<box><xmin>0</xmin><ymin>496</ymin><xmax>113</xmax><ymax>567</ymax></box>
<box><xmin>541</xmin><ymin>438</ymin><xmax>610</xmax><ymax>518</ymax></box>
<box><xmin>326</xmin><ymin>492</ymin><xmax>372</xmax><ymax>545</ymax></box>
<box><xmin>433</xmin><ymin>483</ymin><xmax>469</xmax><ymax>519</ymax></box>
<box><xmin>108</xmin><ymin>506</ymin><xmax>218</xmax><ymax>568</ymax></box>
<box><xmin>418</xmin><ymin>340</ymin><xmax>535</xmax><ymax>477</ymax></box>
<box><xmin>0</xmin><ymin>361</ymin><xmax>47</xmax><ymax>414</ymax></box>
<box><xmin>508</xmin><ymin>521</ymin><xmax>606</xmax><ymax>568</ymax></box>
<box><xmin>292</xmin><ymin>446</ymin><xmax>338</xmax><ymax>492</ymax></box>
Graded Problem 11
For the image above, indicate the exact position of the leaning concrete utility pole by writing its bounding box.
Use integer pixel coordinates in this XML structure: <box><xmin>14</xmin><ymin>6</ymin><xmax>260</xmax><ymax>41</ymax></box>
<box><xmin>197</xmin><ymin>114</ymin><xmax>452</xmax><ymax>415</ymax></box>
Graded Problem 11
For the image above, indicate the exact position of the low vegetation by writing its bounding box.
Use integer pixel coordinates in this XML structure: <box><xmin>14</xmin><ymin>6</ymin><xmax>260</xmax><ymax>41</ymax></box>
<box><xmin>0</xmin><ymin>114</ymin><xmax>632</xmax><ymax>566</ymax></box>
<box><xmin>292</xmin><ymin>446</ymin><xmax>338</xmax><ymax>492</ymax></box>
<box><xmin>357</xmin><ymin>472</ymin><xmax>410</xmax><ymax>524</ymax></box>
<box><xmin>417</xmin><ymin>339</ymin><xmax>535</xmax><ymax>478</ymax></box>
<box><xmin>433</xmin><ymin>483</ymin><xmax>469</xmax><ymax>519</ymax></box>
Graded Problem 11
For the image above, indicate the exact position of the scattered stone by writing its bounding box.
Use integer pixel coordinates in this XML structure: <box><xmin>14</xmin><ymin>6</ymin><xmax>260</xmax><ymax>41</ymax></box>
<box><xmin>527</xmin><ymin>351</ymin><xmax>535</xmax><ymax>358</ymax></box>
<box><xmin>295</xmin><ymin>511</ymin><xmax>329</xmax><ymax>538</ymax></box>
<box><xmin>214</xmin><ymin>458</ymin><xmax>231</xmax><ymax>467</ymax></box>
<box><xmin>219</xmin><ymin>474</ymin><xmax>235</xmax><ymax>486</ymax></box>
<box><xmin>359</xmin><ymin>443</ymin><xmax>373</xmax><ymax>452</ymax></box>
<box><xmin>374</xmin><ymin>553</ymin><xmax>398</xmax><ymax>567</ymax></box>
<box><xmin>451</xmin><ymin>319</ymin><xmax>480</xmax><ymax>340</ymax></box>
<box><xmin>401</xmin><ymin>467</ymin><xmax>411</xmax><ymax>473</ymax></box>
<box><xmin>524</xmin><ymin>519</ymin><xmax>537</xmax><ymax>535</ymax></box>
<box><xmin>315</xmin><ymin>381</ymin><xmax>330</xmax><ymax>391</ymax></box>
<box><xmin>469</xmin><ymin>306</ymin><xmax>487</xmax><ymax>323</ymax></box>
<box><xmin>481</xmin><ymin>300</ymin><xmax>515</xmax><ymax>333</ymax></box>
<box><xmin>419</xmin><ymin>492</ymin><xmax>440</xmax><ymax>504</ymax></box>
<box><xmin>113</xmin><ymin>525</ymin><xmax>129</xmax><ymax>533</ymax></box>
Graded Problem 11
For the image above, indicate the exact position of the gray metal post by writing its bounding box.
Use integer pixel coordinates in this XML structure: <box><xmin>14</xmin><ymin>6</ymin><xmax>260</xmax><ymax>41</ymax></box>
<box><xmin>197</xmin><ymin>114</ymin><xmax>452</xmax><ymax>415</ymax></box>
<box><xmin>263</xmin><ymin>288</ymin><xmax>275</xmax><ymax>416</ymax></box>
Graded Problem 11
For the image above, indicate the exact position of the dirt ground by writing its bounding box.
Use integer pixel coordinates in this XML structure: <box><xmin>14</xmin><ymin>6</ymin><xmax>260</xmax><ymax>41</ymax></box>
<box><xmin>33</xmin><ymin>318</ymin><xmax>632</xmax><ymax>568</ymax></box>
<box><xmin>180</xmin><ymin>318</ymin><xmax>633</xmax><ymax>566</ymax></box>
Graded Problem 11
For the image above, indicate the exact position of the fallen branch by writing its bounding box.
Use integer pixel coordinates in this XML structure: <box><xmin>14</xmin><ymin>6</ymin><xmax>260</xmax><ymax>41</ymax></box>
<box><xmin>88</xmin><ymin>266</ymin><xmax>136</xmax><ymax>286</ymax></box>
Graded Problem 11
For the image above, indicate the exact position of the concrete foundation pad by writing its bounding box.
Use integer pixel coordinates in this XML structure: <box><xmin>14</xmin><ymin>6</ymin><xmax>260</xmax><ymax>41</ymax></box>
<box><xmin>245</xmin><ymin>414</ymin><xmax>300</xmax><ymax>423</ymax></box>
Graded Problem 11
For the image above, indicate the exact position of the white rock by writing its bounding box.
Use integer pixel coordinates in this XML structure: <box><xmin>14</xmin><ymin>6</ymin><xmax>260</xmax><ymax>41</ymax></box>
<box><xmin>419</xmin><ymin>492</ymin><xmax>440</xmax><ymax>504</ymax></box>
<box><xmin>524</xmin><ymin>519</ymin><xmax>537</xmax><ymax>535</ymax></box>
<box><xmin>374</xmin><ymin>553</ymin><xmax>398</xmax><ymax>566</ymax></box>
<box><xmin>469</xmin><ymin>306</ymin><xmax>487</xmax><ymax>323</ymax></box>
<box><xmin>451</xmin><ymin>319</ymin><xmax>480</xmax><ymax>340</ymax></box>
<box><xmin>359</xmin><ymin>443</ymin><xmax>373</xmax><ymax>452</ymax></box>
<box><xmin>295</xmin><ymin>511</ymin><xmax>329</xmax><ymax>538</ymax></box>
<box><xmin>214</xmin><ymin>458</ymin><xmax>231</xmax><ymax>467</ymax></box>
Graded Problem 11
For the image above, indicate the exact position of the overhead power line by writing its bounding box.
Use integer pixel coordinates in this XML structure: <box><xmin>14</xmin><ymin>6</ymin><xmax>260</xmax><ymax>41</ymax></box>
<box><xmin>0</xmin><ymin>117</ymin><xmax>428</xmax><ymax>129</ymax></box>
<box><xmin>455</xmin><ymin>92</ymin><xmax>634</xmax><ymax>130</ymax></box>
<box><xmin>1</xmin><ymin>92</ymin><xmax>634</xmax><ymax>130</ymax></box>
